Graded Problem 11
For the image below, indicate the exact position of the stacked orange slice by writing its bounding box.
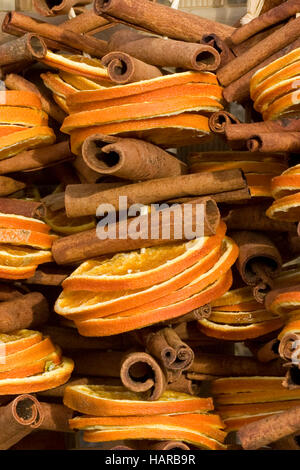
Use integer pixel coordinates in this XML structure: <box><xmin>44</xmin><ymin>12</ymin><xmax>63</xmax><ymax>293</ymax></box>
<box><xmin>0</xmin><ymin>90</ymin><xmax>55</xmax><ymax>160</ymax></box>
<box><xmin>64</xmin><ymin>384</ymin><xmax>227</xmax><ymax>449</ymax></box>
<box><xmin>212</xmin><ymin>377</ymin><xmax>300</xmax><ymax>432</ymax></box>
<box><xmin>0</xmin><ymin>212</ymin><xmax>56</xmax><ymax>279</ymax></box>
<box><xmin>198</xmin><ymin>286</ymin><xmax>284</xmax><ymax>340</ymax></box>
<box><xmin>250</xmin><ymin>48</ymin><xmax>300</xmax><ymax>121</ymax></box>
<box><xmin>188</xmin><ymin>151</ymin><xmax>288</xmax><ymax>198</ymax></box>
<box><xmin>60</xmin><ymin>71</ymin><xmax>224</xmax><ymax>153</ymax></box>
<box><xmin>54</xmin><ymin>222</ymin><xmax>238</xmax><ymax>336</ymax></box>
<box><xmin>0</xmin><ymin>329</ymin><xmax>74</xmax><ymax>394</ymax></box>
<box><xmin>267</xmin><ymin>164</ymin><xmax>300</xmax><ymax>222</ymax></box>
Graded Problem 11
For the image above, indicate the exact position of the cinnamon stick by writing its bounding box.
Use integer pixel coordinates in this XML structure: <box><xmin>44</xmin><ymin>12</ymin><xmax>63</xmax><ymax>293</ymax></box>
<box><xmin>256</xmin><ymin>339</ymin><xmax>280</xmax><ymax>363</ymax></box>
<box><xmin>5</xmin><ymin>73</ymin><xmax>66</xmax><ymax>124</ymax></box>
<box><xmin>217</xmin><ymin>16</ymin><xmax>300</xmax><ymax>86</ymax></box>
<box><xmin>0</xmin><ymin>33</ymin><xmax>47</xmax><ymax>66</ymax></box>
<box><xmin>82</xmin><ymin>134</ymin><xmax>187</xmax><ymax>181</ymax></box>
<box><xmin>120</xmin><ymin>351</ymin><xmax>167</xmax><ymax>401</ymax></box>
<box><xmin>226</xmin><ymin>119</ymin><xmax>300</xmax><ymax>141</ymax></box>
<box><xmin>248</xmin><ymin>132</ymin><xmax>300</xmax><ymax>153</ymax></box>
<box><xmin>94</xmin><ymin>0</ymin><xmax>235</xmax><ymax>41</ymax></box>
<box><xmin>33</xmin><ymin>0</ymin><xmax>92</xmax><ymax>16</ymax></box>
<box><xmin>167</xmin><ymin>187</ymin><xmax>251</xmax><ymax>205</ymax></box>
<box><xmin>0</xmin><ymin>176</ymin><xmax>25</xmax><ymax>196</ymax></box>
<box><xmin>223</xmin><ymin>204</ymin><xmax>295</xmax><ymax>232</ymax></box>
<box><xmin>167</xmin><ymin>374</ymin><xmax>200</xmax><ymax>396</ymax></box>
<box><xmin>238</xmin><ymin>405</ymin><xmax>300</xmax><ymax>449</ymax></box>
<box><xmin>108</xmin><ymin>29</ymin><xmax>221</xmax><ymax>71</ymax></box>
<box><xmin>165</xmin><ymin>305</ymin><xmax>212</xmax><ymax>325</ymax></box>
<box><xmin>141</xmin><ymin>327</ymin><xmax>194</xmax><ymax>372</ymax></box>
<box><xmin>0</xmin><ymin>292</ymin><xmax>49</xmax><ymax>333</ymax></box>
<box><xmin>52</xmin><ymin>197</ymin><xmax>220</xmax><ymax>264</ymax></box>
<box><xmin>38</xmin><ymin>402</ymin><xmax>74</xmax><ymax>433</ymax></box>
<box><xmin>230</xmin><ymin>0</ymin><xmax>300</xmax><ymax>46</ymax></box>
<box><xmin>0</xmin><ymin>394</ymin><xmax>43</xmax><ymax>450</ymax></box>
<box><xmin>209</xmin><ymin>110</ymin><xmax>240</xmax><ymax>134</ymax></box>
<box><xmin>279</xmin><ymin>331</ymin><xmax>300</xmax><ymax>362</ymax></box>
<box><xmin>230</xmin><ymin>231</ymin><xmax>282</xmax><ymax>302</ymax></box>
<box><xmin>283</xmin><ymin>366</ymin><xmax>300</xmax><ymax>389</ymax></box>
<box><xmin>60</xmin><ymin>10</ymin><xmax>111</xmax><ymax>33</ymax></box>
<box><xmin>0</xmin><ymin>141</ymin><xmax>72</xmax><ymax>175</ymax></box>
<box><xmin>2</xmin><ymin>12</ymin><xmax>109</xmax><ymax>58</ymax></box>
<box><xmin>25</xmin><ymin>266</ymin><xmax>70</xmax><ymax>286</ymax></box>
<box><xmin>201</xmin><ymin>33</ymin><xmax>235</xmax><ymax>67</ymax></box>
<box><xmin>101</xmin><ymin>51</ymin><xmax>162</xmax><ymax>84</ymax></box>
<box><xmin>65</xmin><ymin>169</ymin><xmax>247</xmax><ymax>217</ymax></box>
<box><xmin>0</xmin><ymin>198</ymin><xmax>45</xmax><ymax>219</ymax></box>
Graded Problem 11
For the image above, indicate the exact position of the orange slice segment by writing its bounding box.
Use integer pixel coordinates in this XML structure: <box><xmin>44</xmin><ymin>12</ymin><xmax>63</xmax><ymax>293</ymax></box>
<box><xmin>266</xmin><ymin>192</ymin><xmax>300</xmax><ymax>221</ymax></box>
<box><xmin>0</xmin><ymin>337</ymin><xmax>56</xmax><ymax>372</ymax></box>
<box><xmin>0</xmin><ymin>244</ymin><xmax>52</xmax><ymax>267</ymax></box>
<box><xmin>44</xmin><ymin>208</ymin><xmax>96</xmax><ymax>235</ymax></box>
<box><xmin>0</xmin><ymin>106</ymin><xmax>48</xmax><ymax>127</ymax></box>
<box><xmin>0</xmin><ymin>126</ymin><xmax>56</xmax><ymax>160</ymax></box>
<box><xmin>0</xmin><ymin>213</ymin><xmax>50</xmax><ymax>233</ymax></box>
<box><xmin>0</xmin><ymin>90</ymin><xmax>42</xmax><ymax>110</ymax></box>
<box><xmin>0</xmin><ymin>329</ymin><xmax>42</xmax><ymax>355</ymax></box>
<box><xmin>0</xmin><ymin>228</ymin><xmax>57</xmax><ymax>249</ymax></box>
<box><xmin>0</xmin><ymin>264</ymin><xmax>37</xmax><ymax>280</ymax></box>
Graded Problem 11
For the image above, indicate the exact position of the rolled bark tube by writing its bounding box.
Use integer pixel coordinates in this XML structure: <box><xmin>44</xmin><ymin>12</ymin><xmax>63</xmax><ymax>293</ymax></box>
<box><xmin>167</xmin><ymin>374</ymin><xmax>200</xmax><ymax>396</ymax></box>
<box><xmin>279</xmin><ymin>331</ymin><xmax>300</xmax><ymax>362</ymax></box>
<box><xmin>148</xmin><ymin>441</ymin><xmax>191</xmax><ymax>450</ymax></box>
<box><xmin>247</xmin><ymin>132</ymin><xmax>300</xmax><ymax>153</ymax></box>
<box><xmin>283</xmin><ymin>366</ymin><xmax>300</xmax><ymax>389</ymax></box>
<box><xmin>82</xmin><ymin>134</ymin><xmax>186</xmax><ymax>180</ymax></box>
<box><xmin>38</xmin><ymin>402</ymin><xmax>73</xmax><ymax>433</ymax></box>
<box><xmin>238</xmin><ymin>405</ymin><xmax>300</xmax><ymax>450</ymax></box>
<box><xmin>256</xmin><ymin>339</ymin><xmax>280</xmax><ymax>363</ymax></box>
<box><xmin>231</xmin><ymin>23</ymin><xmax>284</xmax><ymax>57</ymax></box>
<box><xmin>0</xmin><ymin>394</ymin><xmax>43</xmax><ymax>450</ymax></box>
<box><xmin>201</xmin><ymin>33</ymin><xmax>235</xmax><ymax>67</ymax></box>
<box><xmin>25</xmin><ymin>266</ymin><xmax>70</xmax><ymax>286</ymax></box>
<box><xmin>94</xmin><ymin>0</ymin><xmax>235</xmax><ymax>41</ymax></box>
<box><xmin>209</xmin><ymin>111</ymin><xmax>240</xmax><ymax>134</ymax></box>
<box><xmin>72</xmin><ymin>350</ymin><xmax>125</xmax><ymax>377</ymax></box>
<box><xmin>5</xmin><ymin>73</ymin><xmax>66</xmax><ymax>124</ymax></box>
<box><xmin>230</xmin><ymin>0</ymin><xmax>300</xmax><ymax>46</ymax></box>
<box><xmin>0</xmin><ymin>198</ymin><xmax>45</xmax><ymax>219</ymax></box>
<box><xmin>52</xmin><ymin>196</ymin><xmax>220</xmax><ymax>265</ymax></box>
<box><xmin>0</xmin><ymin>141</ymin><xmax>72</xmax><ymax>175</ymax></box>
<box><xmin>0</xmin><ymin>33</ymin><xmax>47</xmax><ymax>66</ymax></box>
<box><xmin>222</xmin><ymin>38</ymin><xmax>300</xmax><ymax>103</ymax></box>
<box><xmin>166</xmin><ymin>305</ymin><xmax>212</xmax><ymax>325</ymax></box>
<box><xmin>60</xmin><ymin>10</ymin><xmax>111</xmax><ymax>33</ymax></box>
<box><xmin>101</xmin><ymin>51</ymin><xmax>162</xmax><ymax>84</ymax></box>
<box><xmin>143</xmin><ymin>327</ymin><xmax>194</xmax><ymax>372</ymax></box>
<box><xmin>168</xmin><ymin>187</ymin><xmax>251</xmax><ymax>205</ymax></box>
<box><xmin>65</xmin><ymin>169</ymin><xmax>246</xmax><ymax>217</ymax></box>
<box><xmin>108</xmin><ymin>29</ymin><xmax>221</xmax><ymax>71</ymax></box>
<box><xmin>120</xmin><ymin>351</ymin><xmax>167</xmax><ymax>401</ymax></box>
<box><xmin>225</xmin><ymin>119</ymin><xmax>300</xmax><ymax>141</ymax></box>
<box><xmin>230</xmin><ymin>231</ymin><xmax>282</xmax><ymax>302</ymax></box>
<box><xmin>33</xmin><ymin>0</ymin><xmax>92</xmax><ymax>16</ymax></box>
<box><xmin>189</xmin><ymin>353</ymin><xmax>284</xmax><ymax>376</ymax></box>
<box><xmin>2</xmin><ymin>12</ymin><xmax>109</xmax><ymax>59</ymax></box>
<box><xmin>222</xmin><ymin>204</ymin><xmax>295</xmax><ymax>232</ymax></box>
<box><xmin>0</xmin><ymin>292</ymin><xmax>49</xmax><ymax>333</ymax></box>
<box><xmin>0</xmin><ymin>176</ymin><xmax>25</xmax><ymax>196</ymax></box>
<box><xmin>217</xmin><ymin>17</ymin><xmax>300</xmax><ymax>86</ymax></box>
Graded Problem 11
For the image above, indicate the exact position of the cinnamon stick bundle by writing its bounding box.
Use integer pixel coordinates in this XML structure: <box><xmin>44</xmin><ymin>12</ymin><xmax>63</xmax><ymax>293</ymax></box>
<box><xmin>247</xmin><ymin>132</ymin><xmax>300</xmax><ymax>153</ymax></box>
<box><xmin>101</xmin><ymin>51</ymin><xmax>163</xmax><ymax>84</ymax></box>
<box><xmin>0</xmin><ymin>176</ymin><xmax>25</xmax><ymax>196</ymax></box>
<box><xmin>230</xmin><ymin>231</ymin><xmax>282</xmax><ymax>302</ymax></box>
<box><xmin>33</xmin><ymin>0</ymin><xmax>92</xmax><ymax>16</ymax></box>
<box><xmin>52</xmin><ymin>197</ymin><xmax>220</xmax><ymax>265</ymax></box>
<box><xmin>0</xmin><ymin>141</ymin><xmax>72</xmax><ymax>174</ymax></box>
<box><xmin>238</xmin><ymin>405</ymin><xmax>300</xmax><ymax>449</ymax></box>
<box><xmin>222</xmin><ymin>205</ymin><xmax>295</xmax><ymax>232</ymax></box>
<box><xmin>209</xmin><ymin>110</ymin><xmax>240</xmax><ymax>134</ymax></box>
<box><xmin>120</xmin><ymin>350</ymin><xmax>167</xmax><ymax>401</ymax></box>
<box><xmin>230</xmin><ymin>0</ymin><xmax>300</xmax><ymax>46</ymax></box>
<box><xmin>65</xmin><ymin>169</ymin><xmax>246</xmax><ymax>217</ymax></box>
<box><xmin>141</xmin><ymin>327</ymin><xmax>194</xmax><ymax>372</ymax></box>
<box><xmin>217</xmin><ymin>16</ymin><xmax>300</xmax><ymax>86</ymax></box>
<box><xmin>2</xmin><ymin>12</ymin><xmax>108</xmax><ymax>58</ymax></box>
<box><xmin>94</xmin><ymin>0</ymin><xmax>234</xmax><ymax>41</ymax></box>
<box><xmin>0</xmin><ymin>33</ymin><xmax>47</xmax><ymax>66</ymax></box>
<box><xmin>5</xmin><ymin>73</ymin><xmax>66</xmax><ymax>124</ymax></box>
<box><xmin>108</xmin><ymin>29</ymin><xmax>221</xmax><ymax>71</ymax></box>
<box><xmin>0</xmin><ymin>198</ymin><xmax>45</xmax><ymax>218</ymax></box>
<box><xmin>0</xmin><ymin>292</ymin><xmax>49</xmax><ymax>333</ymax></box>
<box><xmin>0</xmin><ymin>394</ymin><xmax>42</xmax><ymax>450</ymax></box>
<box><xmin>225</xmin><ymin>119</ymin><xmax>300</xmax><ymax>141</ymax></box>
<box><xmin>82</xmin><ymin>134</ymin><xmax>186</xmax><ymax>181</ymax></box>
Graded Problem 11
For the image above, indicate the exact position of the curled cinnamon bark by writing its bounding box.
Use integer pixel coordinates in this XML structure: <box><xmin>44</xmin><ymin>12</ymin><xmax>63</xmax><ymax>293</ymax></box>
<box><xmin>209</xmin><ymin>111</ymin><xmax>240</xmax><ymax>134</ymax></box>
<box><xmin>167</xmin><ymin>374</ymin><xmax>200</xmax><ymax>396</ymax></box>
<box><xmin>0</xmin><ymin>198</ymin><xmax>45</xmax><ymax>219</ymax></box>
<box><xmin>225</xmin><ymin>119</ymin><xmax>300</xmax><ymax>142</ymax></box>
<box><xmin>0</xmin><ymin>292</ymin><xmax>49</xmax><ymax>333</ymax></box>
<box><xmin>201</xmin><ymin>33</ymin><xmax>235</xmax><ymax>67</ymax></box>
<box><xmin>0</xmin><ymin>176</ymin><xmax>25</xmax><ymax>197</ymax></box>
<box><xmin>247</xmin><ymin>133</ymin><xmax>300</xmax><ymax>153</ymax></box>
<box><xmin>238</xmin><ymin>405</ymin><xmax>300</xmax><ymax>450</ymax></box>
<box><xmin>231</xmin><ymin>231</ymin><xmax>282</xmax><ymax>303</ymax></box>
<box><xmin>0</xmin><ymin>33</ymin><xmax>47</xmax><ymax>66</ymax></box>
<box><xmin>256</xmin><ymin>339</ymin><xmax>280</xmax><ymax>363</ymax></box>
<box><xmin>82</xmin><ymin>134</ymin><xmax>186</xmax><ymax>180</ymax></box>
<box><xmin>279</xmin><ymin>331</ymin><xmax>300</xmax><ymax>362</ymax></box>
<box><xmin>108</xmin><ymin>29</ymin><xmax>221</xmax><ymax>71</ymax></box>
<box><xmin>0</xmin><ymin>394</ymin><xmax>43</xmax><ymax>450</ymax></box>
<box><xmin>120</xmin><ymin>351</ymin><xmax>167</xmax><ymax>401</ymax></box>
<box><xmin>25</xmin><ymin>266</ymin><xmax>70</xmax><ymax>286</ymax></box>
<box><xmin>33</xmin><ymin>0</ymin><xmax>92</xmax><ymax>16</ymax></box>
<box><xmin>283</xmin><ymin>366</ymin><xmax>300</xmax><ymax>389</ymax></box>
<box><xmin>38</xmin><ymin>402</ymin><xmax>74</xmax><ymax>433</ymax></box>
<box><xmin>60</xmin><ymin>10</ymin><xmax>111</xmax><ymax>34</ymax></box>
<box><xmin>166</xmin><ymin>305</ymin><xmax>212</xmax><ymax>325</ymax></box>
<box><xmin>101</xmin><ymin>51</ymin><xmax>162</xmax><ymax>84</ymax></box>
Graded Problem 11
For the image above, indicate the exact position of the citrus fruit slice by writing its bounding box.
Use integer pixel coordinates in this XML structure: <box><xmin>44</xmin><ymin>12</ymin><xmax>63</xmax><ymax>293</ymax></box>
<box><xmin>0</xmin><ymin>264</ymin><xmax>37</xmax><ymax>279</ymax></box>
<box><xmin>0</xmin><ymin>244</ymin><xmax>52</xmax><ymax>267</ymax></box>
<box><xmin>0</xmin><ymin>90</ymin><xmax>42</xmax><ymax>110</ymax></box>
<box><xmin>44</xmin><ymin>208</ymin><xmax>96</xmax><ymax>235</ymax></box>
<box><xmin>0</xmin><ymin>228</ymin><xmax>57</xmax><ymax>249</ymax></box>
<box><xmin>0</xmin><ymin>126</ymin><xmax>56</xmax><ymax>160</ymax></box>
<box><xmin>0</xmin><ymin>337</ymin><xmax>56</xmax><ymax>372</ymax></box>
<box><xmin>0</xmin><ymin>329</ymin><xmax>42</xmax><ymax>355</ymax></box>
<box><xmin>0</xmin><ymin>213</ymin><xmax>50</xmax><ymax>233</ymax></box>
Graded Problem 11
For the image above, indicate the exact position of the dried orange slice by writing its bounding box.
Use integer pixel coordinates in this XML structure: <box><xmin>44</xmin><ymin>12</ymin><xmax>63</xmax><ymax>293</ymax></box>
<box><xmin>254</xmin><ymin>76</ymin><xmax>300</xmax><ymax>113</ymax></box>
<box><xmin>59</xmin><ymin>71</ymin><xmax>109</xmax><ymax>90</ymax></box>
<box><xmin>0</xmin><ymin>244</ymin><xmax>52</xmax><ymax>267</ymax></box>
<box><xmin>61</xmin><ymin>96</ymin><xmax>223</xmax><ymax>134</ymax></box>
<box><xmin>262</xmin><ymin>89</ymin><xmax>300</xmax><ymax>121</ymax></box>
<box><xmin>0</xmin><ymin>264</ymin><xmax>37</xmax><ymax>279</ymax></box>
<box><xmin>41</xmin><ymin>72</ymin><xmax>77</xmax><ymax>99</ymax></box>
<box><xmin>0</xmin><ymin>126</ymin><xmax>25</xmax><ymax>138</ymax></box>
<box><xmin>53</xmin><ymin>95</ymin><xmax>69</xmax><ymax>114</ymax></box>
<box><xmin>0</xmin><ymin>228</ymin><xmax>57</xmax><ymax>249</ymax></box>
<box><xmin>0</xmin><ymin>356</ymin><xmax>73</xmax><ymax>394</ymax></box>
<box><xmin>0</xmin><ymin>90</ymin><xmax>42</xmax><ymax>110</ymax></box>
<box><xmin>209</xmin><ymin>309</ymin><xmax>279</xmax><ymax>324</ymax></box>
<box><xmin>0</xmin><ymin>106</ymin><xmax>48</xmax><ymax>127</ymax></box>
<box><xmin>63</xmin><ymin>385</ymin><xmax>214</xmax><ymax>416</ymax></box>
<box><xmin>0</xmin><ymin>213</ymin><xmax>50</xmax><ymax>233</ymax></box>
<box><xmin>213</xmin><ymin>388</ymin><xmax>300</xmax><ymax>405</ymax></box>
<box><xmin>55</xmin><ymin>229</ymin><xmax>224</xmax><ymax>321</ymax></box>
<box><xmin>212</xmin><ymin>377</ymin><xmax>284</xmax><ymax>395</ymax></box>
<box><xmin>197</xmin><ymin>317</ymin><xmax>284</xmax><ymax>340</ymax></box>
<box><xmin>0</xmin><ymin>337</ymin><xmax>56</xmax><ymax>372</ymax></box>
<box><xmin>0</xmin><ymin>126</ymin><xmax>56</xmax><ymax>160</ymax></box>
<box><xmin>0</xmin><ymin>348</ymin><xmax>62</xmax><ymax>380</ymax></box>
<box><xmin>70</xmin><ymin>114</ymin><xmax>210</xmax><ymax>155</ymax></box>
<box><xmin>268</xmin><ymin>291</ymin><xmax>300</xmax><ymax>317</ymax></box>
<box><xmin>44</xmin><ymin>208</ymin><xmax>96</xmax><ymax>235</ymax></box>
<box><xmin>0</xmin><ymin>329</ymin><xmax>42</xmax><ymax>355</ymax></box>
<box><xmin>62</xmin><ymin>224</ymin><xmax>226</xmax><ymax>292</ymax></box>
<box><xmin>266</xmin><ymin>192</ymin><xmax>300</xmax><ymax>222</ymax></box>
